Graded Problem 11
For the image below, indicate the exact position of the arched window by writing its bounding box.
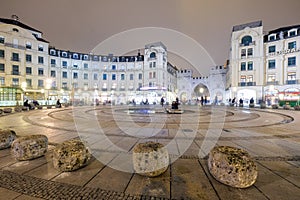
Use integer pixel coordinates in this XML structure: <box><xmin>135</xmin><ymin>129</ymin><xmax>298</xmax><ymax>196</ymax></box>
<box><xmin>149</xmin><ymin>52</ymin><xmax>156</xmax><ymax>58</ymax></box>
<box><xmin>241</xmin><ymin>35</ymin><xmax>253</xmax><ymax>46</ymax></box>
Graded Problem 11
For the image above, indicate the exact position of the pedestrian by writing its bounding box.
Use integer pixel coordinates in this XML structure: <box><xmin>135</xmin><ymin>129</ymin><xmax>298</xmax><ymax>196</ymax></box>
<box><xmin>160</xmin><ymin>97</ymin><xmax>165</xmax><ymax>107</ymax></box>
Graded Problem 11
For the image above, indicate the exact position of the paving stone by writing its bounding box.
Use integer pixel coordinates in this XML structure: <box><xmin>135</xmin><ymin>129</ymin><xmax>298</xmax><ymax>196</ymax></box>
<box><xmin>0</xmin><ymin>187</ymin><xmax>21</xmax><ymax>200</ymax></box>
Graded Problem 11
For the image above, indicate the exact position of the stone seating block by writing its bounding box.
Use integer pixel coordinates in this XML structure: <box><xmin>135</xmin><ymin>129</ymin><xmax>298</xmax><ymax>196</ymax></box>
<box><xmin>37</xmin><ymin>105</ymin><xmax>43</xmax><ymax>109</ymax></box>
<box><xmin>14</xmin><ymin>106</ymin><xmax>22</xmax><ymax>112</ymax></box>
<box><xmin>272</xmin><ymin>104</ymin><xmax>279</xmax><ymax>109</ymax></box>
<box><xmin>208</xmin><ymin>146</ymin><xmax>258</xmax><ymax>188</ymax></box>
<box><xmin>3</xmin><ymin>108</ymin><xmax>12</xmax><ymax>113</ymax></box>
<box><xmin>0</xmin><ymin>130</ymin><xmax>17</xmax><ymax>150</ymax></box>
<box><xmin>22</xmin><ymin>106</ymin><xmax>29</xmax><ymax>111</ymax></box>
<box><xmin>249</xmin><ymin>103</ymin><xmax>254</xmax><ymax>108</ymax></box>
<box><xmin>294</xmin><ymin>105</ymin><xmax>300</xmax><ymax>110</ymax></box>
<box><xmin>11</xmin><ymin>135</ymin><xmax>48</xmax><ymax>161</ymax></box>
<box><xmin>133</xmin><ymin>141</ymin><xmax>169</xmax><ymax>177</ymax></box>
<box><xmin>283</xmin><ymin>105</ymin><xmax>291</xmax><ymax>110</ymax></box>
<box><xmin>47</xmin><ymin>105</ymin><xmax>52</xmax><ymax>109</ymax></box>
<box><xmin>53</xmin><ymin>139</ymin><xmax>91</xmax><ymax>172</ymax></box>
<box><xmin>0</xmin><ymin>109</ymin><xmax>3</xmax><ymax>114</ymax></box>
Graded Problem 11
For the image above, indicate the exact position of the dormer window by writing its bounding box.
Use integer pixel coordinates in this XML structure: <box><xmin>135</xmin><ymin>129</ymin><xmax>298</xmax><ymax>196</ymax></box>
<box><xmin>12</xmin><ymin>28</ymin><xmax>19</xmax><ymax>32</ymax></box>
<box><xmin>268</xmin><ymin>34</ymin><xmax>276</xmax><ymax>41</ymax></box>
<box><xmin>288</xmin><ymin>29</ymin><xmax>297</xmax><ymax>37</ymax></box>
<box><xmin>73</xmin><ymin>53</ymin><xmax>78</xmax><ymax>59</ymax></box>
<box><xmin>83</xmin><ymin>55</ymin><xmax>89</xmax><ymax>60</ymax></box>
<box><xmin>62</xmin><ymin>52</ymin><xmax>68</xmax><ymax>58</ymax></box>
<box><xmin>50</xmin><ymin>49</ymin><xmax>56</xmax><ymax>55</ymax></box>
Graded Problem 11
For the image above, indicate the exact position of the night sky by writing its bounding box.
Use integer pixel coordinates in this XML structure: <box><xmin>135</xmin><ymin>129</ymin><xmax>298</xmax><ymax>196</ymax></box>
<box><xmin>1</xmin><ymin>0</ymin><xmax>300</xmax><ymax>70</ymax></box>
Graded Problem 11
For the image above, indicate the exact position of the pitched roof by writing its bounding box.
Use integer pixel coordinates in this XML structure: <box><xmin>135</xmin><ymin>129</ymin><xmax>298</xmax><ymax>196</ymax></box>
<box><xmin>232</xmin><ymin>20</ymin><xmax>262</xmax><ymax>32</ymax></box>
<box><xmin>0</xmin><ymin>17</ymin><xmax>42</xmax><ymax>33</ymax></box>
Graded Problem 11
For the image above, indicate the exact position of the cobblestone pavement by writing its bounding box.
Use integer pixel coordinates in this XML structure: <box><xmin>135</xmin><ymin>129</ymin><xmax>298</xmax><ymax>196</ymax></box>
<box><xmin>0</xmin><ymin>105</ymin><xmax>300</xmax><ymax>199</ymax></box>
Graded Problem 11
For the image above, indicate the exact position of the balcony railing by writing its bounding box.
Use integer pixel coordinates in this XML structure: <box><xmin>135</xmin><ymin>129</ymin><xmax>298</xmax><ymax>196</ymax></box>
<box><xmin>238</xmin><ymin>82</ymin><xmax>256</xmax><ymax>86</ymax></box>
<box><xmin>266</xmin><ymin>81</ymin><xmax>279</xmax><ymax>85</ymax></box>
<box><xmin>286</xmin><ymin>80</ymin><xmax>298</xmax><ymax>85</ymax></box>
<box><xmin>11</xmin><ymin>71</ymin><xmax>20</xmax><ymax>75</ymax></box>
<box><xmin>11</xmin><ymin>57</ymin><xmax>20</xmax><ymax>62</ymax></box>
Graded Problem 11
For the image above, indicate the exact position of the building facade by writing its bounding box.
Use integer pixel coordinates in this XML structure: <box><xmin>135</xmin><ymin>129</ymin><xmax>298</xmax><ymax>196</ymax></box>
<box><xmin>228</xmin><ymin>21</ymin><xmax>300</xmax><ymax>106</ymax></box>
<box><xmin>0</xmin><ymin>16</ymin><xmax>233</xmax><ymax>107</ymax></box>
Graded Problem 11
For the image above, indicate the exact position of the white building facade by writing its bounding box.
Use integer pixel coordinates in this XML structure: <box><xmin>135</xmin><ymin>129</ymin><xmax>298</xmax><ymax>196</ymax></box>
<box><xmin>228</xmin><ymin>21</ymin><xmax>300</xmax><ymax>106</ymax></box>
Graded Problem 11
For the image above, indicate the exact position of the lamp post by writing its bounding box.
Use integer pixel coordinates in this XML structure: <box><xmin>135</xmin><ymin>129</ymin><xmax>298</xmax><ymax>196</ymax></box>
<box><xmin>46</xmin><ymin>78</ymin><xmax>52</xmax><ymax>105</ymax></box>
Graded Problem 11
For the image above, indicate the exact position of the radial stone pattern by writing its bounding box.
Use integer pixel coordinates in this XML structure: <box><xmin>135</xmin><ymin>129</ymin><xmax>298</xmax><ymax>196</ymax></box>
<box><xmin>208</xmin><ymin>146</ymin><xmax>258</xmax><ymax>188</ymax></box>
<box><xmin>133</xmin><ymin>141</ymin><xmax>169</xmax><ymax>177</ymax></box>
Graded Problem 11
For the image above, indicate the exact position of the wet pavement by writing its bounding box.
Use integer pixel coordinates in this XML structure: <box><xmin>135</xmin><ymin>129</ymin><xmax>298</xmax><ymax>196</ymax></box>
<box><xmin>0</xmin><ymin>105</ymin><xmax>299</xmax><ymax>199</ymax></box>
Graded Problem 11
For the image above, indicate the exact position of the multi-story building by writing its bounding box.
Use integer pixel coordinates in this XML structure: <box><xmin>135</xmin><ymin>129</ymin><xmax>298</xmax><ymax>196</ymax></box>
<box><xmin>228</xmin><ymin>21</ymin><xmax>300</xmax><ymax>106</ymax></box>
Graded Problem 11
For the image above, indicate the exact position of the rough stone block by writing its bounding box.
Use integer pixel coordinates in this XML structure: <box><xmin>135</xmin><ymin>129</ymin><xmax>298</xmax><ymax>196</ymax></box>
<box><xmin>272</xmin><ymin>104</ymin><xmax>279</xmax><ymax>109</ymax></box>
<box><xmin>0</xmin><ymin>130</ymin><xmax>17</xmax><ymax>150</ymax></box>
<box><xmin>294</xmin><ymin>105</ymin><xmax>300</xmax><ymax>110</ymax></box>
<box><xmin>53</xmin><ymin>139</ymin><xmax>91</xmax><ymax>172</ymax></box>
<box><xmin>133</xmin><ymin>141</ymin><xmax>169</xmax><ymax>177</ymax></box>
<box><xmin>283</xmin><ymin>105</ymin><xmax>291</xmax><ymax>110</ymax></box>
<box><xmin>249</xmin><ymin>103</ymin><xmax>255</xmax><ymax>108</ymax></box>
<box><xmin>47</xmin><ymin>105</ymin><xmax>52</xmax><ymax>109</ymax></box>
<box><xmin>3</xmin><ymin>108</ymin><xmax>12</xmax><ymax>113</ymax></box>
<box><xmin>37</xmin><ymin>105</ymin><xmax>43</xmax><ymax>109</ymax></box>
<box><xmin>11</xmin><ymin>135</ymin><xmax>48</xmax><ymax>161</ymax></box>
<box><xmin>14</xmin><ymin>106</ymin><xmax>22</xmax><ymax>112</ymax></box>
<box><xmin>0</xmin><ymin>109</ymin><xmax>3</xmax><ymax>114</ymax></box>
<box><xmin>208</xmin><ymin>146</ymin><xmax>258</xmax><ymax>188</ymax></box>
<box><xmin>22</xmin><ymin>106</ymin><xmax>29</xmax><ymax>111</ymax></box>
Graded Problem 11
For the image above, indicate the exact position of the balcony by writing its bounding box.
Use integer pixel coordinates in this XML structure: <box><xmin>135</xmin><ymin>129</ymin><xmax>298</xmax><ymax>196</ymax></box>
<box><xmin>11</xmin><ymin>71</ymin><xmax>20</xmax><ymax>75</ymax></box>
<box><xmin>266</xmin><ymin>81</ymin><xmax>279</xmax><ymax>85</ymax></box>
<box><xmin>286</xmin><ymin>80</ymin><xmax>298</xmax><ymax>85</ymax></box>
<box><xmin>238</xmin><ymin>82</ymin><xmax>256</xmax><ymax>87</ymax></box>
<box><xmin>238</xmin><ymin>82</ymin><xmax>246</xmax><ymax>86</ymax></box>
<box><xmin>51</xmin><ymin>64</ymin><xmax>56</xmax><ymax>67</ymax></box>
<box><xmin>11</xmin><ymin>84</ymin><xmax>20</xmax><ymax>87</ymax></box>
<box><xmin>11</xmin><ymin>57</ymin><xmax>20</xmax><ymax>62</ymax></box>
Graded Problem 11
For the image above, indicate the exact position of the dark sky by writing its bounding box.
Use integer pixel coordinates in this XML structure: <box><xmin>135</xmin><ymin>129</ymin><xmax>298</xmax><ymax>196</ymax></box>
<box><xmin>1</xmin><ymin>0</ymin><xmax>300</xmax><ymax>65</ymax></box>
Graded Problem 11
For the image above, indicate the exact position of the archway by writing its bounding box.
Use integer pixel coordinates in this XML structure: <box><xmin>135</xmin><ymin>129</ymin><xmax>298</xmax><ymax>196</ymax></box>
<box><xmin>193</xmin><ymin>84</ymin><xmax>210</xmax><ymax>104</ymax></box>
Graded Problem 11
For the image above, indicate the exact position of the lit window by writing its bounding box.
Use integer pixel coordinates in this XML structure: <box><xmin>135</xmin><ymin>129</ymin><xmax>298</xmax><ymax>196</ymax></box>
<box><xmin>267</xmin><ymin>74</ymin><xmax>276</xmax><ymax>82</ymax></box>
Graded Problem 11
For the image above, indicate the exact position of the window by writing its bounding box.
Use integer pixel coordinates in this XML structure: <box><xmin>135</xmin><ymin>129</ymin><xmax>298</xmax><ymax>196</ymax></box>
<box><xmin>51</xmin><ymin>70</ymin><xmax>56</xmax><ymax>77</ymax></box>
<box><xmin>12</xmin><ymin>78</ymin><xmax>19</xmax><ymax>86</ymax></box>
<box><xmin>84</xmin><ymin>73</ymin><xmax>88</xmax><ymax>80</ymax></box>
<box><xmin>73</xmin><ymin>72</ymin><xmax>78</xmax><ymax>79</ymax></box>
<box><xmin>0</xmin><ymin>76</ymin><xmax>4</xmax><ymax>85</ymax></box>
<box><xmin>26</xmin><ymin>67</ymin><xmax>32</xmax><ymax>75</ymax></box>
<box><xmin>26</xmin><ymin>54</ymin><xmax>31</xmax><ymax>62</ymax></box>
<box><xmin>149</xmin><ymin>72</ymin><xmax>152</xmax><ymax>79</ymax></box>
<box><xmin>62</xmin><ymin>52</ymin><xmax>68</xmax><ymax>57</ymax></box>
<box><xmin>38</xmin><ymin>80</ymin><xmax>44</xmax><ymax>87</ymax></box>
<box><xmin>268</xmin><ymin>60</ymin><xmax>276</xmax><ymax>69</ymax></box>
<box><xmin>51</xmin><ymin>59</ymin><xmax>56</xmax><ymax>66</ymax></box>
<box><xmin>287</xmin><ymin>72</ymin><xmax>296</xmax><ymax>84</ymax></box>
<box><xmin>84</xmin><ymin>63</ymin><xmax>88</xmax><ymax>69</ymax></box>
<box><xmin>62</xmin><ymin>61</ymin><xmax>67</xmax><ymax>67</ymax></box>
<box><xmin>73</xmin><ymin>83</ymin><xmax>78</xmax><ymax>89</ymax></box>
<box><xmin>62</xmin><ymin>71</ymin><xmax>68</xmax><ymax>78</ymax></box>
<box><xmin>12</xmin><ymin>65</ymin><xmax>19</xmax><ymax>75</ymax></box>
<box><xmin>0</xmin><ymin>36</ymin><xmax>4</xmax><ymax>44</ymax></box>
<box><xmin>138</xmin><ymin>73</ymin><xmax>142</xmax><ymax>80</ymax></box>
<box><xmin>0</xmin><ymin>63</ymin><xmax>4</xmax><ymax>72</ymax></box>
<box><xmin>38</xmin><ymin>68</ymin><xmax>44</xmax><ymax>76</ymax></box>
<box><xmin>103</xmin><ymin>74</ymin><xmax>107</xmax><ymax>80</ymax></box>
<box><xmin>269</xmin><ymin>45</ymin><xmax>276</xmax><ymax>53</ymax></box>
<box><xmin>73</xmin><ymin>64</ymin><xmax>78</xmax><ymax>68</ymax></box>
<box><xmin>288</xmin><ymin>57</ymin><xmax>296</xmax><ymax>66</ymax></box>
<box><xmin>288</xmin><ymin>41</ymin><xmax>296</xmax><ymax>50</ymax></box>
<box><xmin>289</xmin><ymin>30</ymin><xmax>296</xmax><ymax>37</ymax></box>
<box><xmin>38</xmin><ymin>45</ymin><xmax>43</xmax><ymax>51</ymax></box>
<box><xmin>241</xmin><ymin>35</ymin><xmax>252</xmax><ymax>46</ymax></box>
<box><xmin>26</xmin><ymin>42</ymin><xmax>31</xmax><ymax>49</ymax></box>
<box><xmin>38</xmin><ymin>56</ymin><xmax>44</xmax><ymax>64</ymax></box>
<box><xmin>0</xmin><ymin>49</ymin><xmax>4</xmax><ymax>58</ymax></box>
<box><xmin>26</xmin><ymin>79</ymin><xmax>32</xmax><ymax>87</ymax></box>
<box><xmin>241</xmin><ymin>62</ymin><xmax>246</xmax><ymax>71</ymax></box>
<box><xmin>62</xmin><ymin>82</ymin><xmax>67</xmax><ymax>88</ymax></box>
<box><xmin>247</xmin><ymin>48</ymin><xmax>253</xmax><ymax>56</ymax></box>
<box><xmin>112</xmin><ymin>74</ymin><xmax>116</xmax><ymax>80</ymax></box>
<box><xmin>153</xmin><ymin>72</ymin><xmax>156</xmax><ymax>78</ymax></box>
<box><xmin>121</xmin><ymin>74</ymin><xmax>125</xmax><ymax>80</ymax></box>
<box><xmin>267</xmin><ymin>74</ymin><xmax>276</xmax><ymax>82</ymax></box>
<box><xmin>12</xmin><ymin>53</ymin><xmax>19</xmax><ymax>61</ymax></box>
<box><xmin>241</xmin><ymin>49</ymin><xmax>246</xmax><ymax>58</ymax></box>
<box><xmin>93</xmin><ymin>73</ymin><xmax>98</xmax><ymax>80</ymax></box>
<box><xmin>153</xmin><ymin>62</ymin><xmax>156</xmax><ymax>67</ymax></box>
<box><xmin>247</xmin><ymin>75</ymin><xmax>253</xmax><ymax>82</ymax></box>
<box><xmin>247</xmin><ymin>61</ymin><xmax>253</xmax><ymax>70</ymax></box>
<box><xmin>150</xmin><ymin>52</ymin><xmax>156</xmax><ymax>58</ymax></box>
<box><xmin>111</xmin><ymin>65</ymin><xmax>116</xmax><ymax>70</ymax></box>
<box><xmin>130</xmin><ymin>74</ymin><xmax>134</xmax><ymax>80</ymax></box>
<box><xmin>269</xmin><ymin>35</ymin><xmax>276</xmax><ymax>41</ymax></box>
